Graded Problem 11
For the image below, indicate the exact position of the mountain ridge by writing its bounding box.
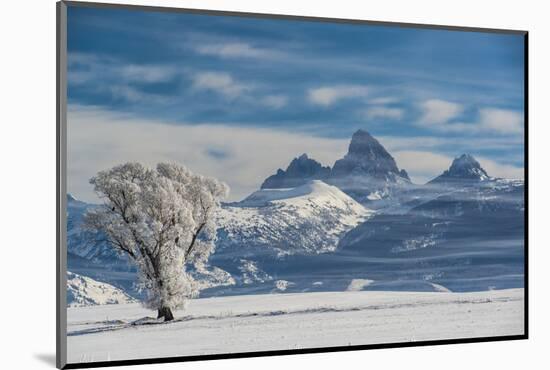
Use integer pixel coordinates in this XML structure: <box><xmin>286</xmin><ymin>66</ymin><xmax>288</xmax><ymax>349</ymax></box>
<box><xmin>216</xmin><ymin>179</ymin><xmax>374</xmax><ymax>257</ymax></box>
<box><xmin>330</xmin><ymin>129</ymin><xmax>408</xmax><ymax>182</ymax></box>
<box><xmin>429</xmin><ymin>154</ymin><xmax>490</xmax><ymax>184</ymax></box>
<box><xmin>67</xmin><ymin>271</ymin><xmax>137</xmax><ymax>307</ymax></box>
<box><xmin>65</xmin><ymin>129</ymin><xmax>524</xmax><ymax>297</ymax></box>
<box><xmin>261</xmin><ymin>153</ymin><xmax>330</xmax><ymax>189</ymax></box>
<box><xmin>260</xmin><ymin>129</ymin><xmax>412</xmax><ymax>204</ymax></box>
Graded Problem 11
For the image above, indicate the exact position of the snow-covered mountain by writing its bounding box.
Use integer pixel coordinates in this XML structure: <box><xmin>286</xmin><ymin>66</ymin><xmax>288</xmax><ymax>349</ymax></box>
<box><xmin>261</xmin><ymin>154</ymin><xmax>330</xmax><ymax>189</ymax></box>
<box><xmin>66</xmin><ymin>181</ymin><xmax>373</xmax><ymax>297</ymax></box>
<box><xmin>429</xmin><ymin>154</ymin><xmax>490</xmax><ymax>184</ymax></box>
<box><xmin>259</xmin><ymin>130</ymin><xmax>411</xmax><ymax>206</ymax></box>
<box><xmin>217</xmin><ymin>180</ymin><xmax>373</xmax><ymax>257</ymax></box>
<box><xmin>67</xmin><ymin>271</ymin><xmax>137</xmax><ymax>307</ymax></box>
<box><xmin>192</xmin><ymin>263</ymin><xmax>236</xmax><ymax>291</ymax></box>
<box><xmin>331</xmin><ymin>129</ymin><xmax>409</xmax><ymax>181</ymax></box>
<box><xmin>341</xmin><ymin>179</ymin><xmax>524</xmax><ymax>255</ymax></box>
<box><xmin>67</xmin><ymin>194</ymin><xmax>126</xmax><ymax>267</ymax></box>
<box><xmin>65</xmin><ymin>130</ymin><xmax>524</xmax><ymax>298</ymax></box>
<box><xmin>335</xmin><ymin>176</ymin><xmax>524</xmax><ymax>292</ymax></box>
<box><xmin>207</xmin><ymin>150</ymin><xmax>523</xmax><ymax>295</ymax></box>
<box><xmin>326</xmin><ymin>129</ymin><xmax>411</xmax><ymax>204</ymax></box>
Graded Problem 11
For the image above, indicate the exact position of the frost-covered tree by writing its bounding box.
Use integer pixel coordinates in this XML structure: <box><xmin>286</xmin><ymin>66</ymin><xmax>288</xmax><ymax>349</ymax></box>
<box><xmin>85</xmin><ymin>162</ymin><xmax>229</xmax><ymax>321</ymax></box>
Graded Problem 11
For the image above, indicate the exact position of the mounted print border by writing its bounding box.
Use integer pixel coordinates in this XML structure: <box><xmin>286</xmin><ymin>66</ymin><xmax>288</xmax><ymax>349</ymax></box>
<box><xmin>57</xmin><ymin>1</ymin><xmax>528</xmax><ymax>368</ymax></box>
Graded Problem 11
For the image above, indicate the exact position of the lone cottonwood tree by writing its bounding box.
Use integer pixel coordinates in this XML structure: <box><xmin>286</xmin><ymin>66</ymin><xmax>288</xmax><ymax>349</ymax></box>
<box><xmin>85</xmin><ymin>162</ymin><xmax>228</xmax><ymax>321</ymax></box>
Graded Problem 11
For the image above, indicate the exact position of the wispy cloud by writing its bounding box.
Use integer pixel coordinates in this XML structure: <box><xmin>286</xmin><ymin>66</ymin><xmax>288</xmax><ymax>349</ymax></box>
<box><xmin>66</xmin><ymin>9</ymin><xmax>524</xmax><ymax>192</ymax></box>
<box><xmin>416</xmin><ymin>99</ymin><xmax>523</xmax><ymax>136</ymax></box>
<box><xmin>108</xmin><ymin>85</ymin><xmax>172</xmax><ymax>104</ymax></box>
<box><xmin>68</xmin><ymin>52</ymin><xmax>180</xmax><ymax>104</ymax></box>
<box><xmin>369</xmin><ymin>97</ymin><xmax>399</xmax><ymax>105</ymax></box>
<box><xmin>261</xmin><ymin>94</ymin><xmax>288</xmax><ymax>109</ymax></box>
<box><xmin>477</xmin><ymin>155</ymin><xmax>524</xmax><ymax>179</ymax></box>
<box><xmin>393</xmin><ymin>150</ymin><xmax>523</xmax><ymax>184</ymax></box>
<box><xmin>378</xmin><ymin>135</ymin><xmax>523</xmax><ymax>153</ymax></box>
<box><xmin>205</xmin><ymin>148</ymin><xmax>231</xmax><ymax>160</ymax></box>
<box><xmin>419</xmin><ymin>99</ymin><xmax>464</xmax><ymax>125</ymax></box>
<box><xmin>69</xmin><ymin>52</ymin><xmax>178</xmax><ymax>85</ymax></box>
<box><xmin>67</xmin><ymin>105</ymin><xmax>348</xmax><ymax>202</ymax></box>
<box><xmin>68</xmin><ymin>52</ymin><xmax>103</xmax><ymax>67</ymax></box>
<box><xmin>393</xmin><ymin>151</ymin><xmax>453</xmax><ymax>184</ymax></box>
<box><xmin>478</xmin><ymin>108</ymin><xmax>524</xmax><ymax>134</ymax></box>
<box><xmin>307</xmin><ymin>85</ymin><xmax>369</xmax><ymax>107</ymax></box>
<box><xmin>191</xmin><ymin>71</ymin><xmax>252</xmax><ymax>99</ymax></box>
<box><xmin>118</xmin><ymin>64</ymin><xmax>178</xmax><ymax>83</ymax></box>
<box><xmin>67</xmin><ymin>105</ymin><xmax>523</xmax><ymax>203</ymax></box>
<box><xmin>194</xmin><ymin>42</ymin><xmax>285</xmax><ymax>60</ymax></box>
<box><xmin>363</xmin><ymin>106</ymin><xmax>404</xmax><ymax>120</ymax></box>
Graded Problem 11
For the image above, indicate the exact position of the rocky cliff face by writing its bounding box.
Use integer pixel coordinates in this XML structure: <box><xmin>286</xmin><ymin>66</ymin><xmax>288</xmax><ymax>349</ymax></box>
<box><xmin>261</xmin><ymin>153</ymin><xmax>330</xmax><ymax>189</ymax></box>
<box><xmin>325</xmin><ymin>130</ymin><xmax>410</xmax><ymax>203</ymax></box>
<box><xmin>429</xmin><ymin>154</ymin><xmax>490</xmax><ymax>184</ymax></box>
<box><xmin>330</xmin><ymin>129</ymin><xmax>404</xmax><ymax>181</ymax></box>
<box><xmin>260</xmin><ymin>130</ymin><xmax>410</xmax><ymax>203</ymax></box>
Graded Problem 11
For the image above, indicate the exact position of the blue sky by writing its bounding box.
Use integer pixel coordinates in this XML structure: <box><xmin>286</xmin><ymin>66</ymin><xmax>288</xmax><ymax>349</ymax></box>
<box><xmin>66</xmin><ymin>5</ymin><xmax>525</xmax><ymax>202</ymax></box>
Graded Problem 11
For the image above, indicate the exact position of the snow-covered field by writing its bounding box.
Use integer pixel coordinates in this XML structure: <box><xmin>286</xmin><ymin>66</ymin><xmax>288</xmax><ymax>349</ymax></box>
<box><xmin>67</xmin><ymin>288</ymin><xmax>524</xmax><ymax>364</ymax></box>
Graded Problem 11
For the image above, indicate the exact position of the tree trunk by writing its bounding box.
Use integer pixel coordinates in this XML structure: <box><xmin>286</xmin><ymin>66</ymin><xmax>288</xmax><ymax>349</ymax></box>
<box><xmin>157</xmin><ymin>306</ymin><xmax>174</xmax><ymax>321</ymax></box>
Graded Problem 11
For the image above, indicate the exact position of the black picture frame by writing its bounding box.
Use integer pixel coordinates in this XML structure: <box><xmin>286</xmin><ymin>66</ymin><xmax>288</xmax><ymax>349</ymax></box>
<box><xmin>56</xmin><ymin>1</ymin><xmax>528</xmax><ymax>368</ymax></box>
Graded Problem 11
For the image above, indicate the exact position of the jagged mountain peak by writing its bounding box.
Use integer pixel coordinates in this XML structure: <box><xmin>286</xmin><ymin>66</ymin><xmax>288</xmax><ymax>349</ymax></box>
<box><xmin>348</xmin><ymin>129</ymin><xmax>390</xmax><ymax>158</ymax></box>
<box><xmin>287</xmin><ymin>153</ymin><xmax>323</xmax><ymax>171</ymax></box>
<box><xmin>448</xmin><ymin>154</ymin><xmax>489</xmax><ymax>178</ymax></box>
<box><xmin>452</xmin><ymin>154</ymin><xmax>482</xmax><ymax>169</ymax></box>
<box><xmin>259</xmin><ymin>130</ymin><xmax>410</xmax><ymax>202</ymax></box>
<box><xmin>260</xmin><ymin>153</ymin><xmax>330</xmax><ymax>189</ymax></box>
<box><xmin>330</xmin><ymin>129</ymin><xmax>407</xmax><ymax>182</ymax></box>
<box><xmin>429</xmin><ymin>154</ymin><xmax>490</xmax><ymax>184</ymax></box>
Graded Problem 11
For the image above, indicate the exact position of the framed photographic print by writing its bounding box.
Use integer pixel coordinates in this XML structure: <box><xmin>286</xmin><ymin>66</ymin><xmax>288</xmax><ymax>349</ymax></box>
<box><xmin>56</xmin><ymin>1</ymin><xmax>528</xmax><ymax>368</ymax></box>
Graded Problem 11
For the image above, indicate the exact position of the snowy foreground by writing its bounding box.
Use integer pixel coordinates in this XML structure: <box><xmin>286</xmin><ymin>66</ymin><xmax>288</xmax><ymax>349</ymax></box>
<box><xmin>67</xmin><ymin>289</ymin><xmax>524</xmax><ymax>364</ymax></box>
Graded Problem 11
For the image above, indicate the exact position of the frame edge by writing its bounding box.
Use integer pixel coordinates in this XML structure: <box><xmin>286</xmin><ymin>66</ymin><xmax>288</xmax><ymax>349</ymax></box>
<box><xmin>523</xmin><ymin>32</ymin><xmax>529</xmax><ymax>339</ymax></box>
<box><xmin>62</xmin><ymin>0</ymin><xmax>527</xmax><ymax>35</ymax></box>
<box><xmin>57</xmin><ymin>2</ymin><xmax>529</xmax><ymax>368</ymax></box>
<box><xmin>57</xmin><ymin>1</ymin><xmax>68</xmax><ymax>369</ymax></box>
